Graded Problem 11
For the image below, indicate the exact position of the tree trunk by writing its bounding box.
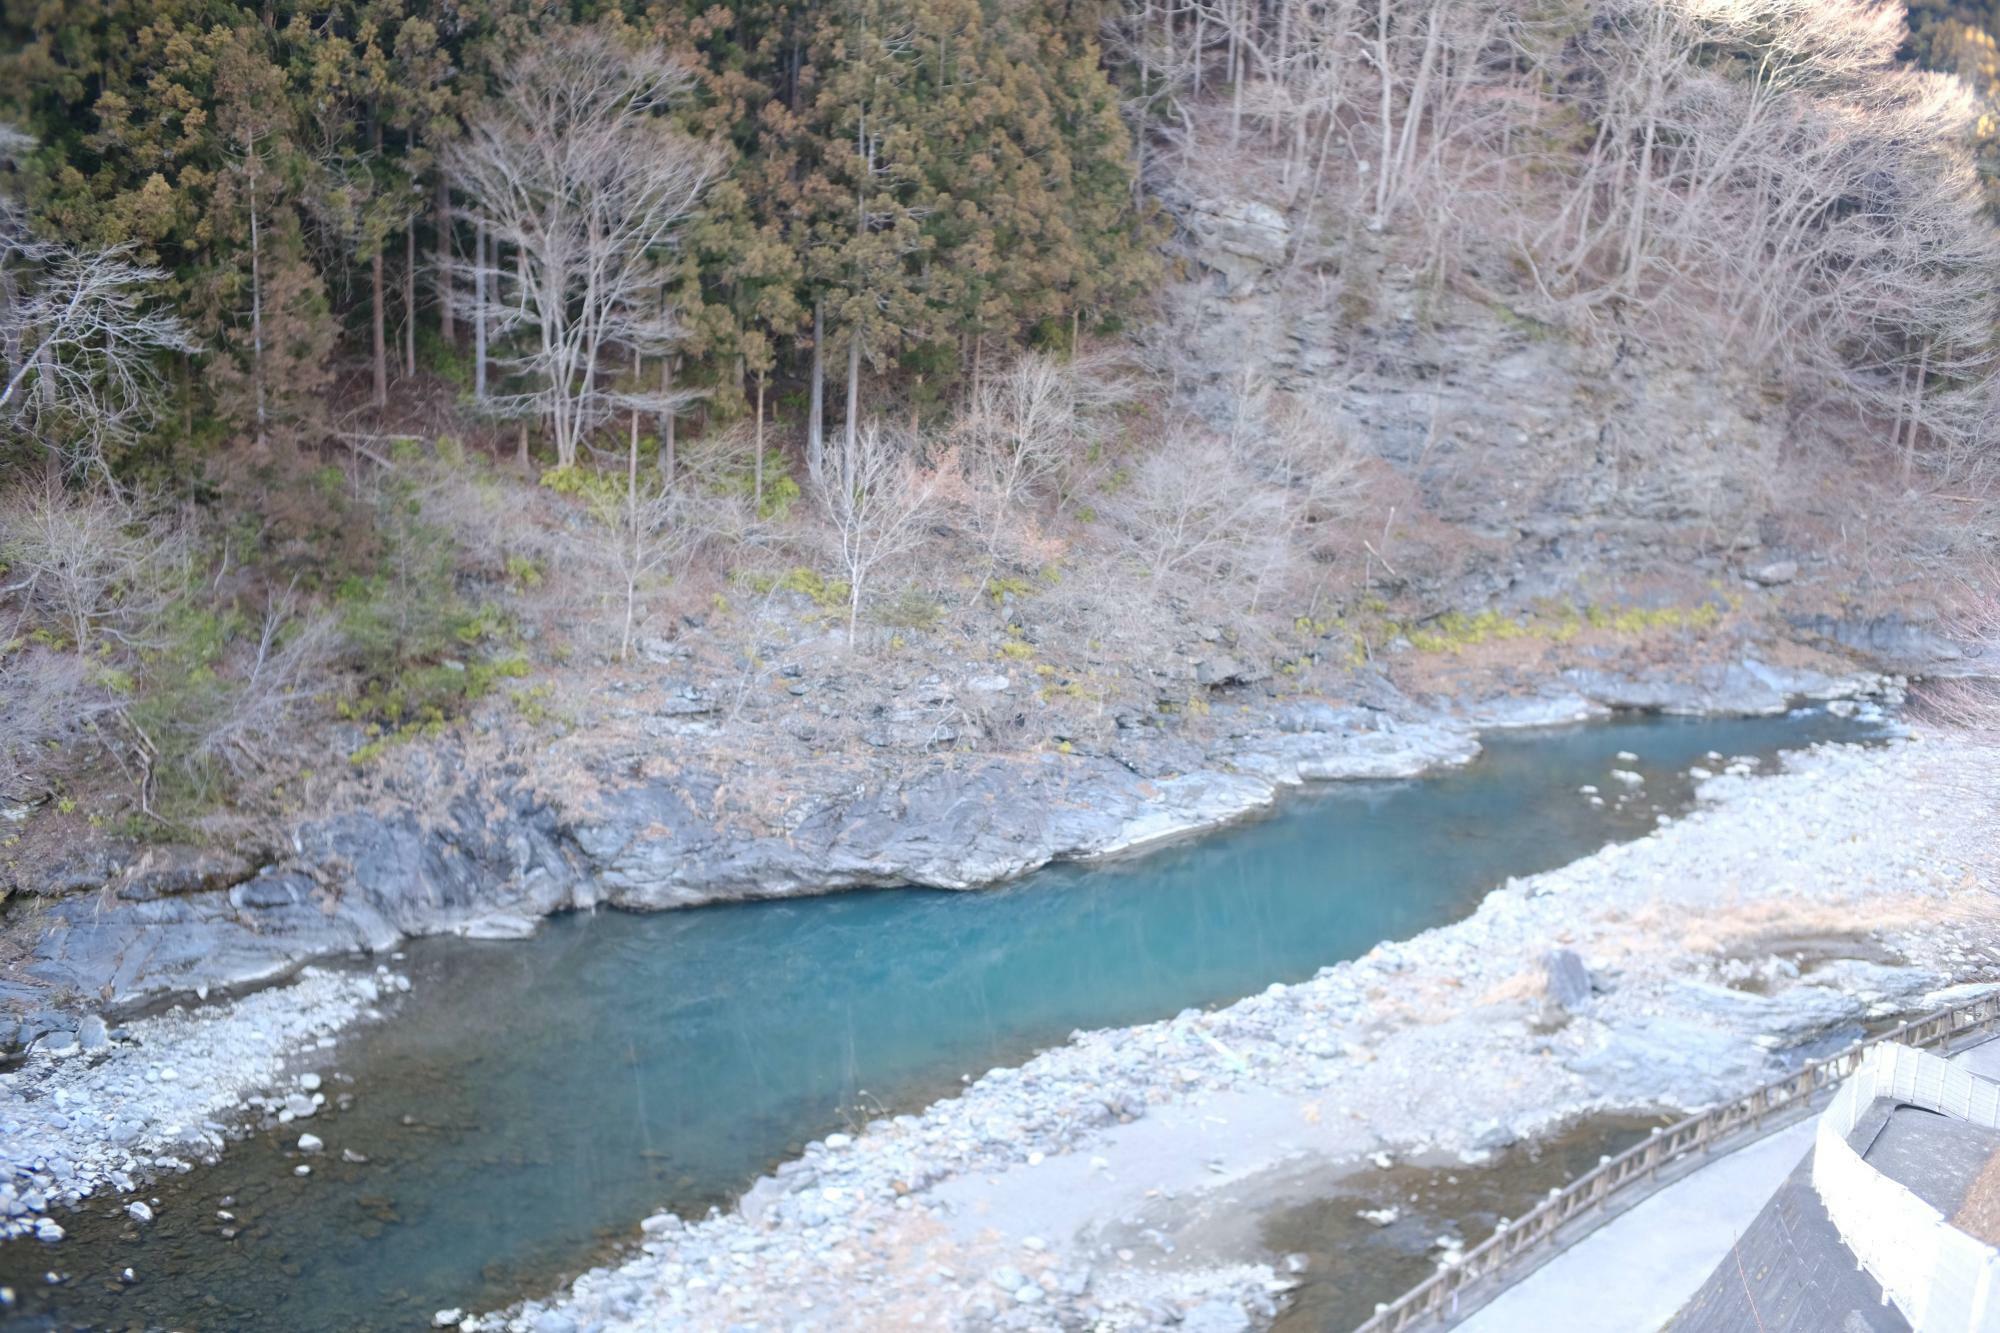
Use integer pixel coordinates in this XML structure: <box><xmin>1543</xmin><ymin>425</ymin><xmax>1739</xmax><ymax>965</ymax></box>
<box><xmin>436</xmin><ymin>170</ymin><xmax>454</xmax><ymax>343</ymax></box>
<box><xmin>843</xmin><ymin>328</ymin><xmax>861</xmax><ymax>493</ymax></box>
<box><xmin>1272</xmin><ymin>0</ymin><xmax>1292</xmax><ymax>148</ymax></box>
<box><xmin>1373</xmin><ymin>0</ymin><xmax>1395</xmax><ymax>225</ymax></box>
<box><xmin>1623</xmin><ymin>24</ymin><xmax>1663</xmax><ymax>297</ymax></box>
<box><xmin>404</xmin><ymin>213</ymin><xmax>418</xmax><ymax>378</ymax></box>
<box><xmin>1193</xmin><ymin>9</ymin><xmax>1206</xmax><ymax>98</ymax></box>
<box><xmin>623</xmin><ymin>404</ymin><xmax>640</xmax><ymax>661</ymax></box>
<box><xmin>1136</xmin><ymin>5</ymin><xmax>1151</xmax><ymax>203</ymax></box>
<box><xmin>1902</xmin><ymin>341</ymin><xmax>1930</xmax><ymax>486</ymax></box>
<box><xmin>753</xmin><ymin>369</ymin><xmax>767</xmax><ymax>512</ymax></box>
<box><xmin>517</xmin><ymin>245</ymin><xmax>547</xmax><ymax>459</ymax></box>
<box><xmin>473</xmin><ymin>223</ymin><xmax>488</xmax><ymax>401</ymax></box>
<box><xmin>517</xmin><ymin>419</ymin><xmax>529</xmax><ymax>472</ymax></box>
<box><xmin>1228</xmin><ymin>0</ymin><xmax>1244</xmax><ymax>149</ymax></box>
<box><xmin>659</xmin><ymin>354</ymin><xmax>677</xmax><ymax>484</ymax></box>
<box><xmin>371</xmin><ymin>119</ymin><xmax>387</xmax><ymax>409</ymax></box>
<box><xmin>0</xmin><ymin>265</ymin><xmax>20</xmax><ymax>397</ymax></box>
<box><xmin>37</xmin><ymin>343</ymin><xmax>59</xmax><ymax>484</ymax></box>
<box><xmin>1384</xmin><ymin>5</ymin><xmax>1442</xmax><ymax>225</ymax></box>
<box><xmin>808</xmin><ymin>298</ymin><xmax>826</xmax><ymax>486</ymax></box>
<box><xmin>246</xmin><ymin>143</ymin><xmax>268</xmax><ymax>450</ymax></box>
<box><xmin>371</xmin><ymin>247</ymin><xmax>388</xmax><ymax>408</ymax></box>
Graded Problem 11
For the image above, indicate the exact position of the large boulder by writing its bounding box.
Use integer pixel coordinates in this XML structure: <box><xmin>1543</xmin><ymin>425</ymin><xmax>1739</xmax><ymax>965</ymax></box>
<box><xmin>1544</xmin><ymin>949</ymin><xmax>1594</xmax><ymax>1011</ymax></box>
<box><xmin>1185</xmin><ymin>197</ymin><xmax>1291</xmax><ymax>295</ymax></box>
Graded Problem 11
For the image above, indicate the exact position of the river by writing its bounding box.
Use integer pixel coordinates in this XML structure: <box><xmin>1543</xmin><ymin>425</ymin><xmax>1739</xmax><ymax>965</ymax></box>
<box><xmin>0</xmin><ymin>708</ymin><xmax>1882</xmax><ymax>1329</ymax></box>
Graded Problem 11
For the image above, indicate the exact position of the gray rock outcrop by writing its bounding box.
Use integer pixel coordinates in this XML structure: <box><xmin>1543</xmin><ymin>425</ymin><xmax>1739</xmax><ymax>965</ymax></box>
<box><xmin>19</xmin><ymin>707</ymin><xmax>1480</xmax><ymax>1010</ymax></box>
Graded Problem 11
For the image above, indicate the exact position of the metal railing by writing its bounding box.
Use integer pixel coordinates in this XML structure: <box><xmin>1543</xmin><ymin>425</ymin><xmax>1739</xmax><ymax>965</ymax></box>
<box><xmin>1351</xmin><ymin>989</ymin><xmax>2000</xmax><ymax>1333</ymax></box>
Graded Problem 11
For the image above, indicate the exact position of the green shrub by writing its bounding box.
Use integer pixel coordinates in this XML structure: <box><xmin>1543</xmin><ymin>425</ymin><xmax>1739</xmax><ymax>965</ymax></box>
<box><xmin>539</xmin><ymin>463</ymin><xmax>625</xmax><ymax>508</ymax></box>
<box><xmin>337</xmin><ymin>469</ymin><xmax>524</xmax><ymax>734</ymax></box>
<box><xmin>735</xmin><ymin>566</ymin><xmax>850</xmax><ymax>610</ymax></box>
<box><xmin>419</xmin><ymin>325</ymin><xmax>473</xmax><ymax>389</ymax></box>
<box><xmin>877</xmin><ymin>586</ymin><xmax>943</xmax><ymax>630</ymax></box>
<box><xmin>986</xmin><ymin>576</ymin><xmax>1037</xmax><ymax>605</ymax></box>
<box><xmin>124</xmin><ymin>600</ymin><xmax>243</xmax><ymax>810</ymax></box>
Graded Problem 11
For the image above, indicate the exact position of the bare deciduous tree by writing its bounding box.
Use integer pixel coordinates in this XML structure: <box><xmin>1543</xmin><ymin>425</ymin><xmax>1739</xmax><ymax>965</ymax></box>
<box><xmin>161</xmin><ymin>591</ymin><xmax>342</xmax><ymax>786</ymax></box>
<box><xmin>1914</xmin><ymin>560</ymin><xmax>2000</xmax><ymax>739</ymax></box>
<box><xmin>565</xmin><ymin>408</ymin><xmax>696</xmax><ymax>661</ymax></box>
<box><xmin>1142</xmin><ymin>0</ymin><xmax>2000</xmax><ymax>484</ymax></box>
<box><xmin>818</xmin><ymin>423</ymin><xmax>945</xmax><ymax>647</ymax></box>
<box><xmin>1</xmin><ymin>128</ymin><xmax>196</xmax><ymax>480</ymax></box>
<box><xmin>952</xmin><ymin>351</ymin><xmax>1129</xmax><ymax>587</ymax></box>
<box><xmin>1507</xmin><ymin>0</ymin><xmax>2000</xmax><ymax>469</ymax></box>
<box><xmin>0</xmin><ymin>485</ymin><xmax>188</xmax><ymax>653</ymax></box>
<box><xmin>0</xmin><ymin>647</ymin><xmax>113</xmax><ymax>797</ymax></box>
<box><xmin>447</xmin><ymin>29</ymin><xmax>725</xmax><ymax>468</ymax></box>
<box><xmin>1108</xmin><ymin>427</ymin><xmax>1294</xmax><ymax>606</ymax></box>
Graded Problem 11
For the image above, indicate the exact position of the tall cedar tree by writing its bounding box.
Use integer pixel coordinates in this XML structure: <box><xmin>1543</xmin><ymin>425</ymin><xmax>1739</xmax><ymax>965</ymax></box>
<box><xmin>1</xmin><ymin>0</ymin><xmax>1150</xmax><ymax>469</ymax></box>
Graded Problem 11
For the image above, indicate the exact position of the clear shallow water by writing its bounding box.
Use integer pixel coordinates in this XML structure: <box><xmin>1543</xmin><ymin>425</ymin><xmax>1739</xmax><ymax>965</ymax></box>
<box><xmin>2</xmin><ymin>710</ymin><xmax>1882</xmax><ymax>1330</ymax></box>
<box><xmin>1264</xmin><ymin>1112</ymin><xmax>1668</xmax><ymax>1331</ymax></box>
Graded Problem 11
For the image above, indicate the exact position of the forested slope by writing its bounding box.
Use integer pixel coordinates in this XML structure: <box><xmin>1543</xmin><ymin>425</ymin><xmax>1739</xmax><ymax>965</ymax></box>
<box><xmin>0</xmin><ymin>0</ymin><xmax>1995</xmax><ymax>875</ymax></box>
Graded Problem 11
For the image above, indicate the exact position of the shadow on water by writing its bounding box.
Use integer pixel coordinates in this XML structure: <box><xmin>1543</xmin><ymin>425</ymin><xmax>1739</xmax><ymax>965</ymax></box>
<box><xmin>0</xmin><ymin>710</ymin><xmax>1882</xmax><ymax>1330</ymax></box>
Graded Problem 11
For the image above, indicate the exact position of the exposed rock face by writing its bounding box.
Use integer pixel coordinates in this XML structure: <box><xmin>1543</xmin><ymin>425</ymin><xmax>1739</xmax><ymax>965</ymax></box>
<box><xmin>19</xmin><ymin>706</ymin><xmax>1479</xmax><ymax>1011</ymax></box>
<box><xmin>1150</xmin><ymin>188</ymin><xmax>1836</xmax><ymax>614</ymax></box>
<box><xmin>1790</xmin><ymin>611</ymin><xmax>1984</xmax><ymax>676</ymax></box>
<box><xmin>16</xmin><ymin>647</ymin><xmax>1898</xmax><ymax>1023</ymax></box>
<box><xmin>1561</xmin><ymin>660</ymin><xmax>1889</xmax><ymax>717</ymax></box>
<box><xmin>1181</xmin><ymin>196</ymin><xmax>1292</xmax><ymax>295</ymax></box>
<box><xmin>25</xmin><ymin>784</ymin><xmax>575</xmax><ymax>1011</ymax></box>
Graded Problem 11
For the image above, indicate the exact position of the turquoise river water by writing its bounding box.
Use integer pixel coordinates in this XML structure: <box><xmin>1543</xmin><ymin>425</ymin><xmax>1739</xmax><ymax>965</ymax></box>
<box><xmin>0</xmin><ymin>709</ymin><xmax>1882</xmax><ymax>1329</ymax></box>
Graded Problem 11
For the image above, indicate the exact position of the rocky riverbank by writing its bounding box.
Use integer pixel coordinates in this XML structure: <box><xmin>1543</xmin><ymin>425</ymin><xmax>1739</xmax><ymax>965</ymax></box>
<box><xmin>0</xmin><ymin>653</ymin><xmax>1900</xmax><ymax>1260</ymax></box>
<box><xmin>11</xmin><ymin>655</ymin><xmax>1888</xmax><ymax>1037</ymax></box>
<box><xmin>0</xmin><ymin>967</ymin><xmax>397</xmax><ymax>1243</ymax></box>
<box><xmin>477</xmin><ymin>729</ymin><xmax>1998</xmax><ymax>1333</ymax></box>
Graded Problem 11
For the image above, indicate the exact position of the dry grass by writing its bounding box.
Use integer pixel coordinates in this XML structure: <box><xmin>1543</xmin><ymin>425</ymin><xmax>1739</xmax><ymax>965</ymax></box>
<box><xmin>1953</xmin><ymin>1152</ymin><xmax>2000</xmax><ymax>1247</ymax></box>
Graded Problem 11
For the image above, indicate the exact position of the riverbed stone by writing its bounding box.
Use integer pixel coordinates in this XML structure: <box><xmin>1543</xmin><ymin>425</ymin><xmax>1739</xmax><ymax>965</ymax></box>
<box><xmin>1544</xmin><ymin>950</ymin><xmax>1594</xmax><ymax>1010</ymax></box>
<box><xmin>1182</xmin><ymin>1299</ymin><xmax>1253</xmax><ymax>1333</ymax></box>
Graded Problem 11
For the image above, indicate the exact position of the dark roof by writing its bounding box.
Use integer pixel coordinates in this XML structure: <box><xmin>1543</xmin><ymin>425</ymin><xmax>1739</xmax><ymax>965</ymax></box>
<box><xmin>1665</xmin><ymin>1146</ymin><xmax>1905</xmax><ymax>1333</ymax></box>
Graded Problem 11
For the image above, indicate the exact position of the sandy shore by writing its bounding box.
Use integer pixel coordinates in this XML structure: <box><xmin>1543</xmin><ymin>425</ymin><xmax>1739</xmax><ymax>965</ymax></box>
<box><xmin>487</xmin><ymin>730</ymin><xmax>2000</xmax><ymax>1333</ymax></box>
